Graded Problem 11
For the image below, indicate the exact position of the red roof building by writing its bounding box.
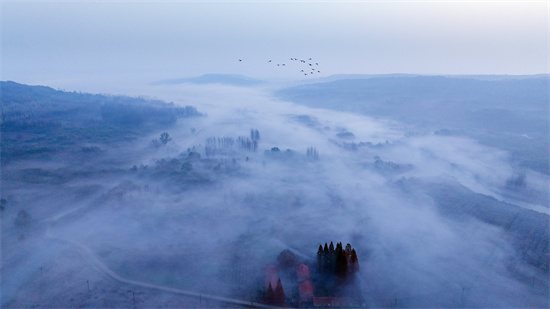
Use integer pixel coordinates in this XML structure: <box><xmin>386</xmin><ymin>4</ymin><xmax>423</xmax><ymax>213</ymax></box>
<box><xmin>296</xmin><ymin>263</ymin><xmax>314</xmax><ymax>307</ymax></box>
<box><xmin>297</xmin><ymin>263</ymin><xmax>310</xmax><ymax>281</ymax></box>
<box><xmin>299</xmin><ymin>280</ymin><xmax>314</xmax><ymax>299</ymax></box>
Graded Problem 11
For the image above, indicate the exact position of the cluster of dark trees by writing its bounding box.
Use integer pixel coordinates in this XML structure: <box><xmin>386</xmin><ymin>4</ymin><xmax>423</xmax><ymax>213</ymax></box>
<box><xmin>204</xmin><ymin>129</ymin><xmax>261</xmax><ymax>156</ymax></box>
<box><xmin>204</xmin><ymin>136</ymin><xmax>236</xmax><ymax>156</ymax></box>
<box><xmin>205</xmin><ymin>137</ymin><xmax>234</xmax><ymax>149</ymax></box>
<box><xmin>238</xmin><ymin>129</ymin><xmax>261</xmax><ymax>152</ymax></box>
<box><xmin>159</xmin><ymin>132</ymin><xmax>172</xmax><ymax>144</ymax></box>
<box><xmin>237</xmin><ymin>136</ymin><xmax>257</xmax><ymax>152</ymax></box>
<box><xmin>151</xmin><ymin>132</ymin><xmax>173</xmax><ymax>148</ymax></box>
<box><xmin>506</xmin><ymin>172</ymin><xmax>527</xmax><ymax>189</ymax></box>
<box><xmin>336</xmin><ymin>131</ymin><xmax>355</xmax><ymax>140</ymax></box>
<box><xmin>317</xmin><ymin>242</ymin><xmax>359</xmax><ymax>276</ymax></box>
<box><xmin>250</xmin><ymin>129</ymin><xmax>260</xmax><ymax>142</ymax></box>
<box><xmin>261</xmin><ymin>245</ymin><xmax>361</xmax><ymax>306</ymax></box>
<box><xmin>263</xmin><ymin>147</ymin><xmax>299</xmax><ymax>160</ymax></box>
<box><xmin>373</xmin><ymin>155</ymin><xmax>413</xmax><ymax>174</ymax></box>
<box><xmin>306</xmin><ymin>146</ymin><xmax>319</xmax><ymax>160</ymax></box>
<box><xmin>315</xmin><ymin>242</ymin><xmax>359</xmax><ymax>296</ymax></box>
<box><xmin>265</xmin><ymin>278</ymin><xmax>285</xmax><ymax>306</ymax></box>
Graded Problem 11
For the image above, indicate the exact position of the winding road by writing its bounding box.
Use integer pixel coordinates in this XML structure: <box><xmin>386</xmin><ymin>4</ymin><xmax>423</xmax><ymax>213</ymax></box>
<box><xmin>42</xmin><ymin>209</ymin><xmax>280</xmax><ymax>308</ymax></box>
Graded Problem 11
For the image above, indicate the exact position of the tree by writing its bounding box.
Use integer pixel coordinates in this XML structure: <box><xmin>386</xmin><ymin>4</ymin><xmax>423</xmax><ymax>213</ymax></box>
<box><xmin>506</xmin><ymin>172</ymin><xmax>526</xmax><ymax>189</ymax></box>
<box><xmin>345</xmin><ymin>243</ymin><xmax>352</xmax><ymax>257</ymax></box>
<box><xmin>349</xmin><ymin>249</ymin><xmax>359</xmax><ymax>274</ymax></box>
<box><xmin>274</xmin><ymin>278</ymin><xmax>286</xmax><ymax>305</ymax></box>
<box><xmin>335</xmin><ymin>244</ymin><xmax>348</xmax><ymax>278</ymax></box>
<box><xmin>277</xmin><ymin>249</ymin><xmax>298</xmax><ymax>269</ymax></box>
<box><xmin>250</xmin><ymin>128</ymin><xmax>260</xmax><ymax>141</ymax></box>
<box><xmin>323</xmin><ymin>243</ymin><xmax>330</xmax><ymax>272</ymax></box>
<box><xmin>266</xmin><ymin>282</ymin><xmax>275</xmax><ymax>303</ymax></box>
<box><xmin>317</xmin><ymin>245</ymin><xmax>324</xmax><ymax>271</ymax></box>
<box><xmin>160</xmin><ymin>132</ymin><xmax>172</xmax><ymax>144</ymax></box>
<box><xmin>14</xmin><ymin>209</ymin><xmax>31</xmax><ymax>226</ymax></box>
<box><xmin>328</xmin><ymin>241</ymin><xmax>335</xmax><ymax>271</ymax></box>
<box><xmin>307</xmin><ymin>146</ymin><xmax>319</xmax><ymax>160</ymax></box>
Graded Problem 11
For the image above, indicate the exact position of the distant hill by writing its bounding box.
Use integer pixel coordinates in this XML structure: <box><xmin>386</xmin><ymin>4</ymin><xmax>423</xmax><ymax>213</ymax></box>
<box><xmin>152</xmin><ymin>74</ymin><xmax>264</xmax><ymax>87</ymax></box>
<box><xmin>276</xmin><ymin>75</ymin><xmax>549</xmax><ymax>174</ymax></box>
<box><xmin>314</xmin><ymin>73</ymin><xmax>550</xmax><ymax>83</ymax></box>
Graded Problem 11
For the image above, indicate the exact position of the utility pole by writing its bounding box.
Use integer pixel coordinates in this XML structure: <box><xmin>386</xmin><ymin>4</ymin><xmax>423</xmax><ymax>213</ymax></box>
<box><xmin>128</xmin><ymin>290</ymin><xmax>135</xmax><ymax>307</ymax></box>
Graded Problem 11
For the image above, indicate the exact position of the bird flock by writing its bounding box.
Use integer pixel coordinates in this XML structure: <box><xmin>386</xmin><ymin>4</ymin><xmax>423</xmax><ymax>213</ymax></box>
<box><xmin>238</xmin><ymin>57</ymin><xmax>322</xmax><ymax>77</ymax></box>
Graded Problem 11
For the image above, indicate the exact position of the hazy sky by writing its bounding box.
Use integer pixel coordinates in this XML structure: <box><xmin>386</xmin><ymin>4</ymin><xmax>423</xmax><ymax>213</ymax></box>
<box><xmin>2</xmin><ymin>0</ymin><xmax>548</xmax><ymax>86</ymax></box>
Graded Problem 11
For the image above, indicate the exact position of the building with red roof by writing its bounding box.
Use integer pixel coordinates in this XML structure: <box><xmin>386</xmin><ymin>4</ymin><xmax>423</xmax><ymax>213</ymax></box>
<box><xmin>297</xmin><ymin>263</ymin><xmax>310</xmax><ymax>281</ymax></box>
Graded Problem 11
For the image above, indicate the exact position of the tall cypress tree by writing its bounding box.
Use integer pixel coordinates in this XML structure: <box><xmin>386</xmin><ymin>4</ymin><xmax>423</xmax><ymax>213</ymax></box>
<box><xmin>335</xmin><ymin>247</ymin><xmax>348</xmax><ymax>278</ymax></box>
<box><xmin>317</xmin><ymin>245</ymin><xmax>324</xmax><ymax>271</ymax></box>
<box><xmin>323</xmin><ymin>243</ymin><xmax>330</xmax><ymax>272</ymax></box>
<box><xmin>328</xmin><ymin>242</ymin><xmax>335</xmax><ymax>271</ymax></box>
<box><xmin>274</xmin><ymin>278</ymin><xmax>285</xmax><ymax>305</ymax></box>
<box><xmin>345</xmin><ymin>243</ymin><xmax>352</xmax><ymax>258</ymax></box>
<box><xmin>266</xmin><ymin>282</ymin><xmax>275</xmax><ymax>303</ymax></box>
<box><xmin>335</xmin><ymin>242</ymin><xmax>342</xmax><ymax>258</ymax></box>
<box><xmin>349</xmin><ymin>249</ymin><xmax>360</xmax><ymax>273</ymax></box>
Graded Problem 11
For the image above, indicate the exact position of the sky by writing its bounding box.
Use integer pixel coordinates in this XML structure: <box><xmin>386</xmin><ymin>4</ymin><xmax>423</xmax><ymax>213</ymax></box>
<box><xmin>1</xmin><ymin>0</ymin><xmax>549</xmax><ymax>88</ymax></box>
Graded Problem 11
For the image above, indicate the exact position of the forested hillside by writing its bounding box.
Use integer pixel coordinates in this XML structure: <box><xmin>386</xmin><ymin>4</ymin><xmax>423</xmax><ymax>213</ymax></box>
<box><xmin>1</xmin><ymin>81</ymin><xmax>202</xmax><ymax>164</ymax></box>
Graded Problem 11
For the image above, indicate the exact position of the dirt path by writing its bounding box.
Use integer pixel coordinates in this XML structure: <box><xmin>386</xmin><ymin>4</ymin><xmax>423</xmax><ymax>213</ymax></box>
<box><xmin>42</xmin><ymin>209</ymin><xmax>279</xmax><ymax>308</ymax></box>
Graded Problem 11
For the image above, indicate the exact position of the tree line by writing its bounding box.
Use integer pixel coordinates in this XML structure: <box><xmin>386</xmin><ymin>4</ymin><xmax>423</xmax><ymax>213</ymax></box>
<box><xmin>315</xmin><ymin>241</ymin><xmax>360</xmax><ymax>297</ymax></box>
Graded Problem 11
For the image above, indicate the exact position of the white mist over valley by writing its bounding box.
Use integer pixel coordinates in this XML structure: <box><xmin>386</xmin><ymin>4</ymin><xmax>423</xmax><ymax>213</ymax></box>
<box><xmin>2</xmin><ymin>1</ymin><xmax>548</xmax><ymax>308</ymax></box>
<box><xmin>1</xmin><ymin>74</ymin><xmax>548</xmax><ymax>308</ymax></box>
